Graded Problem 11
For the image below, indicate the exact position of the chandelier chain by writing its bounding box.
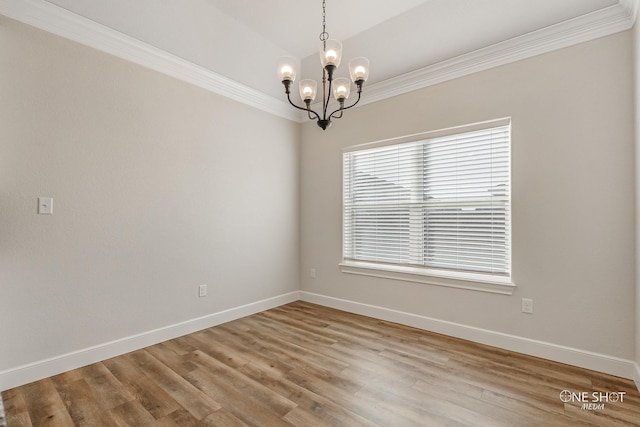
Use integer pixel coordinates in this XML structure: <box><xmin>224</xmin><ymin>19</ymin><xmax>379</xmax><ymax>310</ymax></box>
<box><xmin>319</xmin><ymin>0</ymin><xmax>329</xmax><ymax>42</ymax></box>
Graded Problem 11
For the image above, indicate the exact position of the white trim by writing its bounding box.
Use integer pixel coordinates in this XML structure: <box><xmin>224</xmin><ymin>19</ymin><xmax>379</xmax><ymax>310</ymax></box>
<box><xmin>0</xmin><ymin>291</ymin><xmax>300</xmax><ymax>391</ymax></box>
<box><xmin>343</xmin><ymin>117</ymin><xmax>512</xmax><ymax>153</ymax></box>
<box><xmin>359</xmin><ymin>2</ymin><xmax>636</xmax><ymax>109</ymax></box>
<box><xmin>621</xmin><ymin>0</ymin><xmax>639</xmax><ymax>23</ymax></box>
<box><xmin>0</xmin><ymin>0</ymin><xmax>636</xmax><ymax>123</ymax></box>
<box><xmin>0</xmin><ymin>0</ymin><xmax>299</xmax><ymax>122</ymax></box>
<box><xmin>340</xmin><ymin>261</ymin><xmax>515</xmax><ymax>295</ymax></box>
<box><xmin>634</xmin><ymin>362</ymin><xmax>640</xmax><ymax>392</ymax></box>
<box><xmin>300</xmin><ymin>292</ymin><xmax>637</xmax><ymax>381</ymax></box>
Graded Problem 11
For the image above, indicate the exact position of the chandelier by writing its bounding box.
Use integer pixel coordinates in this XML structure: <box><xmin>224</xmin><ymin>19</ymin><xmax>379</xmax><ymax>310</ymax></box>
<box><xmin>277</xmin><ymin>0</ymin><xmax>370</xmax><ymax>130</ymax></box>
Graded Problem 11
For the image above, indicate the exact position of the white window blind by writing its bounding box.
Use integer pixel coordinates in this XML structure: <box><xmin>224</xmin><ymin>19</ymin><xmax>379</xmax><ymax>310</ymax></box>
<box><xmin>343</xmin><ymin>124</ymin><xmax>511</xmax><ymax>277</ymax></box>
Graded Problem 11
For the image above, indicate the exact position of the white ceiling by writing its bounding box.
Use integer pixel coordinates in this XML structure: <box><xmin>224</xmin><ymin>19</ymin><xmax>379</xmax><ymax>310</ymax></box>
<box><xmin>206</xmin><ymin>0</ymin><xmax>432</xmax><ymax>58</ymax></box>
<box><xmin>43</xmin><ymin>0</ymin><xmax>627</xmax><ymax>100</ymax></box>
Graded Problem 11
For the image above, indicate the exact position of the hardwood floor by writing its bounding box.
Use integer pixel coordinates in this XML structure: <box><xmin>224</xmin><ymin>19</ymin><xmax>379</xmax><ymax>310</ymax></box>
<box><xmin>3</xmin><ymin>301</ymin><xmax>639</xmax><ymax>426</ymax></box>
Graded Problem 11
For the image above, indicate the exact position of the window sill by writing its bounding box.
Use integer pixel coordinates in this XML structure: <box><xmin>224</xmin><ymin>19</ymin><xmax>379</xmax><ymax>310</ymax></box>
<box><xmin>339</xmin><ymin>261</ymin><xmax>515</xmax><ymax>295</ymax></box>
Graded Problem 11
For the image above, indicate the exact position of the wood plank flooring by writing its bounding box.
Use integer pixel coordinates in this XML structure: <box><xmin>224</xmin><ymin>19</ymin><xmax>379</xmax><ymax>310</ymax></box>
<box><xmin>3</xmin><ymin>301</ymin><xmax>639</xmax><ymax>426</ymax></box>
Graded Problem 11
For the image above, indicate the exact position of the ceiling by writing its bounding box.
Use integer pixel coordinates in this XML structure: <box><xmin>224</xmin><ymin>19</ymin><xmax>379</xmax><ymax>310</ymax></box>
<box><xmin>40</xmin><ymin>0</ymin><xmax>631</xmax><ymax>100</ymax></box>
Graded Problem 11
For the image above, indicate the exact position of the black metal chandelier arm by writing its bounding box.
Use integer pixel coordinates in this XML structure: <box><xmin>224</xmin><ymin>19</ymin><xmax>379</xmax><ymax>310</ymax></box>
<box><xmin>285</xmin><ymin>93</ymin><xmax>311</xmax><ymax>112</ymax></box>
<box><xmin>307</xmin><ymin>109</ymin><xmax>320</xmax><ymax>120</ymax></box>
<box><xmin>327</xmin><ymin>90</ymin><xmax>362</xmax><ymax>119</ymax></box>
<box><xmin>328</xmin><ymin>109</ymin><xmax>344</xmax><ymax>120</ymax></box>
<box><xmin>339</xmin><ymin>90</ymin><xmax>363</xmax><ymax>111</ymax></box>
<box><xmin>286</xmin><ymin>93</ymin><xmax>321</xmax><ymax>120</ymax></box>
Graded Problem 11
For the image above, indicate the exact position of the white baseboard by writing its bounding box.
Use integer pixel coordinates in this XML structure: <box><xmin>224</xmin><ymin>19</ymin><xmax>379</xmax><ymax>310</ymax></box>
<box><xmin>3</xmin><ymin>290</ymin><xmax>638</xmax><ymax>393</ymax></box>
<box><xmin>300</xmin><ymin>291</ymin><xmax>638</xmax><ymax>384</ymax></box>
<box><xmin>0</xmin><ymin>291</ymin><xmax>300</xmax><ymax>391</ymax></box>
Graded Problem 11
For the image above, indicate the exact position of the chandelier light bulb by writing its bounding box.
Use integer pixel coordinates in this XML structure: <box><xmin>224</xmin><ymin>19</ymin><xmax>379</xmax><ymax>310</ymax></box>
<box><xmin>299</xmin><ymin>79</ymin><xmax>318</xmax><ymax>101</ymax></box>
<box><xmin>325</xmin><ymin>49</ymin><xmax>338</xmax><ymax>65</ymax></box>
<box><xmin>333</xmin><ymin>77</ymin><xmax>351</xmax><ymax>101</ymax></box>
<box><xmin>349</xmin><ymin>57</ymin><xmax>370</xmax><ymax>83</ymax></box>
<box><xmin>281</xmin><ymin>65</ymin><xmax>294</xmax><ymax>79</ymax></box>
<box><xmin>276</xmin><ymin>57</ymin><xmax>297</xmax><ymax>82</ymax></box>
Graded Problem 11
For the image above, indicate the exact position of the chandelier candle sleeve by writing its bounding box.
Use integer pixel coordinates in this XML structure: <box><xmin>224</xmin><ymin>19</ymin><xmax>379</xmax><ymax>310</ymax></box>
<box><xmin>276</xmin><ymin>0</ymin><xmax>369</xmax><ymax>130</ymax></box>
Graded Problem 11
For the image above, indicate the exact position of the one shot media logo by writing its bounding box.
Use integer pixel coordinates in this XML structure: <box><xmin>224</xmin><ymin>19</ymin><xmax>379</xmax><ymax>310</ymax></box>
<box><xmin>559</xmin><ymin>390</ymin><xmax>627</xmax><ymax>411</ymax></box>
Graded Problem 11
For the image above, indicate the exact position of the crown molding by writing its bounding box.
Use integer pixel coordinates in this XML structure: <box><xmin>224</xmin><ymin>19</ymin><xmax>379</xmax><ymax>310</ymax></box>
<box><xmin>360</xmin><ymin>1</ymin><xmax>637</xmax><ymax>108</ymax></box>
<box><xmin>620</xmin><ymin>0</ymin><xmax>639</xmax><ymax>21</ymax></box>
<box><xmin>0</xmin><ymin>0</ymin><xmax>299</xmax><ymax>122</ymax></box>
<box><xmin>0</xmin><ymin>0</ymin><xmax>636</xmax><ymax>124</ymax></box>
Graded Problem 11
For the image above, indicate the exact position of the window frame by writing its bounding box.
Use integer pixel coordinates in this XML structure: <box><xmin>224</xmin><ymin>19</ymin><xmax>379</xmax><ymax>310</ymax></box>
<box><xmin>341</xmin><ymin>118</ymin><xmax>515</xmax><ymax>295</ymax></box>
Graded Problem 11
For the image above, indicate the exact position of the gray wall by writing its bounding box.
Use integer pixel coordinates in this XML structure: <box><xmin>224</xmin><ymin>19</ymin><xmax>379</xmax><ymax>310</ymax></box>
<box><xmin>300</xmin><ymin>32</ymin><xmax>635</xmax><ymax>360</ymax></box>
<box><xmin>0</xmin><ymin>17</ymin><xmax>300</xmax><ymax>372</ymax></box>
<box><xmin>1</xmin><ymin>13</ymin><xmax>637</xmax><ymax>388</ymax></box>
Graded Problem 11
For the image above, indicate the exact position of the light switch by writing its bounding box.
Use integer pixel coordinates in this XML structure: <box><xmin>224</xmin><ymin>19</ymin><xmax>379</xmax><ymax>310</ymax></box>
<box><xmin>38</xmin><ymin>197</ymin><xmax>53</xmax><ymax>215</ymax></box>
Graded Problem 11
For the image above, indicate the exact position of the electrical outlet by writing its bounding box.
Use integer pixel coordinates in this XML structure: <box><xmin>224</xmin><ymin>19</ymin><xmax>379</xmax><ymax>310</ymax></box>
<box><xmin>38</xmin><ymin>197</ymin><xmax>53</xmax><ymax>215</ymax></box>
<box><xmin>310</xmin><ymin>268</ymin><xmax>317</xmax><ymax>279</ymax></box>
<box><xmin>522</xmin><ymin>298</ymin><xmax>533</xmax><ymax>314</ymax></box>
<box><xmin>199</xmin><ymin>284</ymin><xmax>207</xmax><ymax>298</ymax></box>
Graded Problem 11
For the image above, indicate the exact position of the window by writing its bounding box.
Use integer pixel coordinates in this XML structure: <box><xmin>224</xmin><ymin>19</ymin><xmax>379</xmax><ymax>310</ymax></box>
<box><xmin>342</xmin><ymin>119</ymin><xmax>512</xmax><ymax>289</ymax></box>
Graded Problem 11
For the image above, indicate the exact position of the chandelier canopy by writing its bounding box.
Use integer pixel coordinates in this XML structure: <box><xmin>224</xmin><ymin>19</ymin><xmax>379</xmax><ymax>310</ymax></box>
<box><xmin>277</xmin><ymin>0</ymin><xmax>370</xmax><ymax>130</ymax></box>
